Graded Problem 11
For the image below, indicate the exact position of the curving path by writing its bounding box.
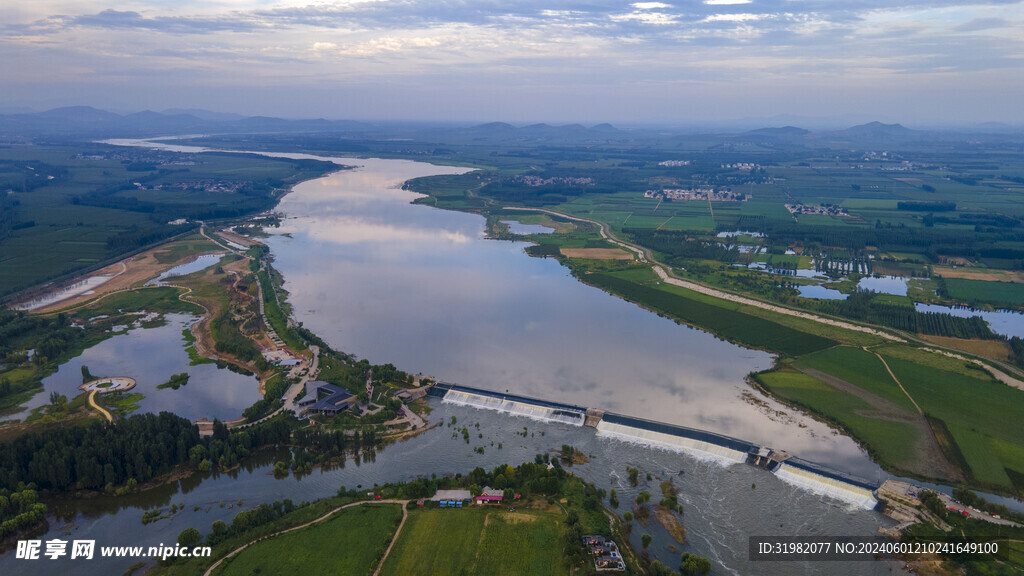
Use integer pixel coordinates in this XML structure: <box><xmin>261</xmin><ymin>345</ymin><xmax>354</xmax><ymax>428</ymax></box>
<box><xmin>202</xmin><ymin>499</ymin><xmax>407</xmax><ymax>576</ymax></box>
<box><xmin>87</xmin><ymin>390</ymin><xmax>113</xmax><ymax>423</ymax></box>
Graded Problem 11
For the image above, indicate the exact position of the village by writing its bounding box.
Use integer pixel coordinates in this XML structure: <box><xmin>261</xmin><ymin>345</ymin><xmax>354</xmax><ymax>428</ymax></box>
<box><xmin>644</xmin><ymin>187</ymin><xmax>747</xmax><ymax>202</ymax></box>
<box><xmin>785</xmin><ymin>202</ymin><xmax>850</xmax><ymax>216</ymax></box>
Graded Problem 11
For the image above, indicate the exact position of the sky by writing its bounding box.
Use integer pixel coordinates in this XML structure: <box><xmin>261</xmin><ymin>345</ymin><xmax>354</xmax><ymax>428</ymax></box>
<box><xmin>1</xmin><ymin>0</ymin><xmax>1022</xmax><ymax>125</ymax></box>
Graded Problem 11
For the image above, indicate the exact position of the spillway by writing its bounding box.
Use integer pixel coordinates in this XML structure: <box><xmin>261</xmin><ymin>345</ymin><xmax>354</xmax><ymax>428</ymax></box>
<box><xmin>428</xmin><ymin>384</ymin><xmax>881</xmax><ymax>507</ymax></box>
<box><xmin>595</xmin><ymin>413</ymin><xmax>756</xmax><ymax>466</ymax></box>
<box><xmin>434</xmin><ymin>384</ymin><xmax>587</xmax><ymax>426</ymax></box>
<box><xmin>774</xmin><ymin>458</ymin><xmax>879</xmax><ymax>510</ymax></box>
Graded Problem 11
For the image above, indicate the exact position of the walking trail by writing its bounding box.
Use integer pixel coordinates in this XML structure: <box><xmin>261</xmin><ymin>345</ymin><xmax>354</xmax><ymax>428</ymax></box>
<box><xmin>203</xmin><ymin>499</ymin><xmax>408</xmax><ymax>576</ymax></box>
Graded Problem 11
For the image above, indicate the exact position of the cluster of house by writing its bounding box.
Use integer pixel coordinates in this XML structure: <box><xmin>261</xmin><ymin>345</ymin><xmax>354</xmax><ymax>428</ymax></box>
<box><xmin>582</xmin><ymin>535</ymin><xmax>625</xmax><ymax>571</ymax></box>
<box><xmin>419</xmin><ymin>487</ymin><xmax>512</xmax><ymax>508</ymax></box>
<box><xmin>644</xmin><ymin>188</ymin><xmax>746</xmax><ymax>202</ymax></box>
<box><xmin>512</xmin><ymin>175</ymin><xmax>594</xmax><ymax>187</ymax></box>
<box><xmin>785</xmin><ymin>203</ymin><xmax>849</xmax><ymax>216</ymax></box>
<box><xmin>658</xmin><ymin>160</ymin><xmax>691</xmax><ymax>167</ymax></box>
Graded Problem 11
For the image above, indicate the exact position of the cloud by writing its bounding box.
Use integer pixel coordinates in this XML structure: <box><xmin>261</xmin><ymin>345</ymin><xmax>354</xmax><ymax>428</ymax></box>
<box><xmin>632</xmin><ymin>2</ymin><xmax>672</xmax><ymax>8</ymax></box>
<box><xmin>952</xmin><ymin>17</ymin><xmax>1010</xmax><ymax>32</ymax></box>
<box><xmin>703</xmin><ymin>0</ymin><xmax>753</xmax><ymax>4</ymax></box>
<box><xmin>702</xmin><ymin>13</ymin><xmax>766</xmax><ymax>23</ymax></box>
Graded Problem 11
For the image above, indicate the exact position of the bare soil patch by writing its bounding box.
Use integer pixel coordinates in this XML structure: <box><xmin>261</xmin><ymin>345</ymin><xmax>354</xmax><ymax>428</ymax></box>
<box><xmin>653</xmin><ymin>507</ymin><xmax>686</xmax><ymax>544</ymax></box>
<box><xmin>35</xmin><ymin>242</ymin><xmax>220</xmax><ymax>313</ymax></box>
<box><xmin>560</xmin><ymin>248</ymin><xmax>634</xmax><ymax>260</ymax></box>
<box><xmin>919</xmin><ymin>335</ymin><xmax>1012</xmax><ymax>362</ymax></box>
<box><xmin>933</xmin><ymin>266</ymin><xmax>1024</xmax><ymax>283</ymax></box>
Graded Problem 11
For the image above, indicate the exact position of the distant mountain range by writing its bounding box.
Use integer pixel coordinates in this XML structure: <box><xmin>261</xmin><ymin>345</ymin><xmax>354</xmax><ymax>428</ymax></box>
<box><xmin>0</xmin><ymin>106</ymin><xmax>1019</xmax><ymax>143</ymax></box>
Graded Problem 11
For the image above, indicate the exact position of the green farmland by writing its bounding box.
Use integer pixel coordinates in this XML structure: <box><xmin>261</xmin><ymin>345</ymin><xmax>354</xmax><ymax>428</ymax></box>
<box><xmin>215</xmin><ymin>504</ymin><xmax>403</xmax><ymax>576</ymax></box>
<box><xmin>380</xmin><ymin>506</ymin><xmax>567</xmax><ymax>576</ymax></box>
<box><xmin>0</xmin><ymin>144</ymin><xmax>335</xmax><ymax>298</ymax></box>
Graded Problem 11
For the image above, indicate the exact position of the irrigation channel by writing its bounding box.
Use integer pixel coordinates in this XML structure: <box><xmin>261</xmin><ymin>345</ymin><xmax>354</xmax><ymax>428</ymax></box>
<box><xmin>2</xmin><ymin>139</ymin><xmax>977</xmax><ymax>574</ymax></box>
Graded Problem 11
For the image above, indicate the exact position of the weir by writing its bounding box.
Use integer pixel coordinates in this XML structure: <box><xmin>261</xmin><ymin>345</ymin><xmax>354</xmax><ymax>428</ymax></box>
<box><xmin>434</xmin><ymin>383</ymin><xmax>587</xmax><ymax>426</ymax></box>
<box><xmin>427</xmin><ymin>383</ymin><xmax>880</xmax><ymax>507</ymax></box>
<box><xmin>596</xmin><ymin>412</ymin><xmax>757</xmax><ymax>465</ymax></box>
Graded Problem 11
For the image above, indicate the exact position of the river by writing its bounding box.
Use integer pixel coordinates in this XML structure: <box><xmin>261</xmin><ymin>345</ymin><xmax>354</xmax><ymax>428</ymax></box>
<box><xmin>0</xmin><ymin>141</ymin><xmax>911</xmax><ymax>575</ymax></box>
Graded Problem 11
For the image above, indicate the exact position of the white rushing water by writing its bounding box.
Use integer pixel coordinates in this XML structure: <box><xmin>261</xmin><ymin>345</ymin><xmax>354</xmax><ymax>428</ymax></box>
<box><xmin>442</xmin><ymin>390</ymin><xmax>586</xmax><ymax>426</ymax></box>
<box><xmin>774</xmin><ymin>463</ymin><xmax>878</xmax><ymax>510</ymax></box>
<box><xmin>595</xmin><ymin>420</ymin><xmax>750</xmax><ymax>466</ymax></box>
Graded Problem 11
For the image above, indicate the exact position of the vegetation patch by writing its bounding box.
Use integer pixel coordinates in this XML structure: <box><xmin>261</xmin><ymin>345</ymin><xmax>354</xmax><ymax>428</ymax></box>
<box><xmin>216</xmin><ymin>504</ymin><xmax>402</xmax><ymax>576</ymax></box>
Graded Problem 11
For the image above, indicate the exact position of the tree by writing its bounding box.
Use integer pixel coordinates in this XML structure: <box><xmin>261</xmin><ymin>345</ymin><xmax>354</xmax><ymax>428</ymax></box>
<box><xmin>635</xmin><ymin>491</ymin><xmax>651</xmax><ymax>506</ymax></box>
<box><xmin>681</xmin><ymin>552</ymin><xmax>712</xmax><ymax>575</ymax></box>
<box><xmin>211</xmin><ymin>520</ymin><xmax>227</xmax><ymax>534</ymax></box>
<box><xmin>641</xmin><ymin>534</ymin><xmax>652</xmax><ymax>549</ymax></box>
<box><xmin>177</xmin><ymin>527</ymin><xmax>201</xmax><ymax>548</ymax></box>
<box><xmin>609</xmin><ymin>488</ymin><xmax>619</xmax><ymax>508</ymax></box>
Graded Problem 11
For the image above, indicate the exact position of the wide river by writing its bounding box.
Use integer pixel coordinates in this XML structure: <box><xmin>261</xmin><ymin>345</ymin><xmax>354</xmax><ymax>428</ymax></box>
<box><xmin>0</xmin><ymin>142</ymin><xmax>907</xmax><ymax>575</ymax></box>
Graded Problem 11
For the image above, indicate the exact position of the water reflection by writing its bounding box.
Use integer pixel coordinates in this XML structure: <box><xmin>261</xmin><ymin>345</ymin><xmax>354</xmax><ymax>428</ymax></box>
<box><xmin>263</xmin><ymin>157</ymin><xmax>876</xmax><ymax>474</ymax></box>
<box><xmin>916</xmin><ymin>303</ymin><xmax>1024</xmax><ymax>339</ymax></box>
<box><xmin>5</xmin><ymin>315</ymin><xmax>261</xmax><ymax>422</ymax></box>
<box><xmin>20</xmin><ymin>402</ymin><xmax>894</xmax><ymax>576</ymax></box>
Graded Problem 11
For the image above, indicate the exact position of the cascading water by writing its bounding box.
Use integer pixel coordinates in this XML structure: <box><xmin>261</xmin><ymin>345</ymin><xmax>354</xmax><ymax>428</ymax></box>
<box><xmin>595</xmin><ymin>420</ymin><xmax>750</xmax><ymax>466</ymax></box>
<box><xmin>442</xmin><ymin>390</ymin><xmax>586</xmax><ymax>426</ymax></box>
<box><xmin>774</xmin><ymin>463</ymin><xmax>878</xmax><ymax>510</ymax></box>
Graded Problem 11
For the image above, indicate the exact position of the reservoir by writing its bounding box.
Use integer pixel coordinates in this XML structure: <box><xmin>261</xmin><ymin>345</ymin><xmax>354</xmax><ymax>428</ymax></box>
<box><xmin>10</xmin><ymin>142</ymin><xmax>910</xmax><ymax>575</ymax></box>
<box><xmin>265</xmin><ymin>156</ymin><xmax>879</xmax><ymax>475</ymax></box>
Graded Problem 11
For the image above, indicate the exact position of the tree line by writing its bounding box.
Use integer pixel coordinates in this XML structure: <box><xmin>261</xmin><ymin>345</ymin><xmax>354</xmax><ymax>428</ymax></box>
<box><xmin>808</xmin><ymin>291</ymin><xmax>999</xmax><ymax>340</ymax></box>
<box><xmin>0</xmin><ymin>412</ymin><xmax>293</xmax><ymax>494</ymax></box>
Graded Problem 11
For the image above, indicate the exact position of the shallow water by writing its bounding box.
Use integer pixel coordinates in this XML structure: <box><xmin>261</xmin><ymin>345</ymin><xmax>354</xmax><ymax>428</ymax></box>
<box><xmin>8</xmin><ymin>402</ymin><xmax>897</xmax><ymax>576</ymax></box>
<box><xmin>3</xmin><ymin>314</ymin><xmax>261</xmax><ymax>423</ymax></box>
<box><xmin>916</xmin><ymin>303</ymin><xmax>1024</xmax><ymax>339</ymax></box>
<box><xmin>145</xmin><ymin>253</ymin><xmax>225</xmax><ymax>286</ymax></box>
<box><xmin>501</xmin><ymin>220</ymin><xmax>554</xmax><ymax>234</ymax></box>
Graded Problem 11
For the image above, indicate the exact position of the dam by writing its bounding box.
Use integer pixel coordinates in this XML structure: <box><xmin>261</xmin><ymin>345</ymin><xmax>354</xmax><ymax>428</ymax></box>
<box><xmin>429</xmin><ymin>383</ymin><xmax>588</xmax><ymax>426</ymax></box>
<box><xmin>428</xmin><ymin>382</ymin><xmax>880</xmax><ymax>509</ymax></box>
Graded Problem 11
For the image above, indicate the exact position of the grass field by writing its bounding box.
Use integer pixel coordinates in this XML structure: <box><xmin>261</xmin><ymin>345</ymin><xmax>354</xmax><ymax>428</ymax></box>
<box><xmin>796</xmin><ymin>346</ymin><xmax>917</xmax><ymax>411</ymax></box>
<box><xmin>0</xmin><ymin>144</ymin><xmax>334</xmax><ymax>297</ymax></box>
<box><xmin>216</xmin><ymin>504</ymin><xmax>403</xmax><ymax>576</ymax></box>
<box><xmin>943</xmin><ymin>278</ymin><xmax>1024</xmax><ymax>307</ymax></box>
<box><xmin>878</xmin><ymin>352</ymin><xmax>1024</xmax><ymax>489</ymax></box>
<box><xmin>380</xmin><ymin>506</ymin><xmax>567</xmax><ymax>576</ymax></box>
<box><xmin>585</xmin><ymin>272</ymin><xmax>836</xmax><ymax>356</ymax></box>
<box><xmin>754</xmin><ymin>369</ymin><xmax>920</xmax><ymax>470</ymax></box>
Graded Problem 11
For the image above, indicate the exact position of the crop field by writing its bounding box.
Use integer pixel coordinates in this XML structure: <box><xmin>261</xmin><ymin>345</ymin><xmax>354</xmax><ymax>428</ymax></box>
<box><xmin>943</xmin><ymin>278</ymin><xmax>1024</xmax><ymax>307</ymax></box>
<box><xmin>796</xmin><ymin>346</ymin><xmax>917</xmax><ymax>411</ymax></box>
<box><xmin>754</xmin><ymin>369</ymin><xmax>920</xmax><ymax>469</ymax></box>
<box><xmin>879</xmin><ymin>352</ymin><xmax>1024</xmax><ymax>489</ymax></box>
<box><xmin>0</xmin><ymin>144</ymin><xmax>334</xmax><ymax>298</ymax></box>
<box><xmin>215</xmin><ymin>504</ymin><xmax>403</xmax><ymax>576</ymax></box>
<box><xmin>380</xmin><ymin>506</ymin><xmax>567</xmax><ymax>576</ymax></box>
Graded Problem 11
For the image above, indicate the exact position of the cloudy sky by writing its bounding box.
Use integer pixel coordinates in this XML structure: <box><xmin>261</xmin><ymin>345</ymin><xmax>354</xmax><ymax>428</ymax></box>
<box><xmin>1</xmin><ymin>1</ymin><xmax>1022</xmax><ymax>125</ymax></box>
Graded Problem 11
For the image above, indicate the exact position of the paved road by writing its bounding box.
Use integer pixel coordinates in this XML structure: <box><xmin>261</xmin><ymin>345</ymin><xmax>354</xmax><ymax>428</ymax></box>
<box><xmin>203</xmin><ymin>499</ymin><xmax>408</xmax><ymax>576</ymax></box>
<box><xmin>230</xmin><ymin>344</ymin><xmax>321</xmax><ymax>430</ymax></box>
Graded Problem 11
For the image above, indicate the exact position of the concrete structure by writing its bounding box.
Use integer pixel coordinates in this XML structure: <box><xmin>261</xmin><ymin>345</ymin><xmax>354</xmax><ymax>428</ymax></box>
<box><xmin>298</xmin><ymin>381</ymin><xmax>358</xmax><ymax>416</ymax></box>
<box><xmin>429</xmin><ymin>489</ymin><xmax>472</xmax><ymax>502</ymax></box>
<box><xmin>79</xmin><ymin>377</ymin><xmax>136</xmax><ymax>393</ymax></box>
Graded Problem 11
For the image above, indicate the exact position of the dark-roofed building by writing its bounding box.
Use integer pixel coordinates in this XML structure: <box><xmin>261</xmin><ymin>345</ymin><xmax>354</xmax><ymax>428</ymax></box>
<box><xmin>299</xmin><ymin>381</ymin><xmax>358</xmax><ymax>416</ymax></box>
